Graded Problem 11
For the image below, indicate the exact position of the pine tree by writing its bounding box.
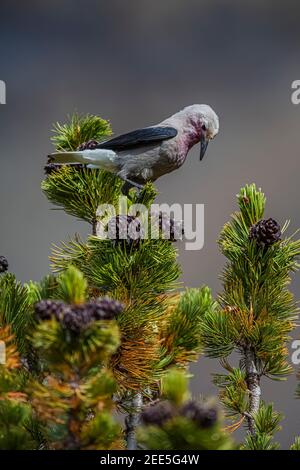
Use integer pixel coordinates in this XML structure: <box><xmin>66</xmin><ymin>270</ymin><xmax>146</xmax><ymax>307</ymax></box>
<box><xmin>200</xmin><ymin>184</ymin><xmax>300</xmax><ymax>449</ymax></box>
<box><xmin>2</xmin><ymin>112</ymin><xmax>299</xmax><ymax>450</ymax></box>
<box><xmin>41</xmin><ymin>113</ymin><xmax>217</xmax><ymax>449</ymax></box>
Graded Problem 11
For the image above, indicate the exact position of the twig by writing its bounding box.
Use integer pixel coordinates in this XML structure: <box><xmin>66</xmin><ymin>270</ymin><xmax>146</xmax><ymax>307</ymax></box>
<box><xmin>92</xmin><ymin>219</ymin><xmax>97</xmax><ymax>236</ymax></box>
<box><xmin>222</xmin><ymin>415</ymin><xmax>245</xmax><ymax>434</ymax></box>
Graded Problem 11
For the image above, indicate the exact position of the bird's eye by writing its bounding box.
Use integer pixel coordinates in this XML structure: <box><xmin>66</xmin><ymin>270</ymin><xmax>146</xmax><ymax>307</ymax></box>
<box><xmin>201</xmin><ymin>124</ymin><xmax>207</xmax><ymax>131</ymax></box>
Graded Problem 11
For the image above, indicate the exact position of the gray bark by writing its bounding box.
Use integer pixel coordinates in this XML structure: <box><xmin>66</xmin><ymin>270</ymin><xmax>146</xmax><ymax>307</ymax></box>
<box><xmin>243</xmin><ymin>345</ymin><xmax>261</xmax><ymax>436</ymax></box>
<box><xmin>125</xmin><ymin>392</ymin><xmax>143</xmax><ymax>450</ymax></box>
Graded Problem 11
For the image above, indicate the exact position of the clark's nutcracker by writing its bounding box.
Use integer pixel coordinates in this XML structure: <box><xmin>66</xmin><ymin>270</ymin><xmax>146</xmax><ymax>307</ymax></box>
<box><xmin>49</xmin><ymin>104</ymin><xmax>219</xmax><ymax>195</ymax></box>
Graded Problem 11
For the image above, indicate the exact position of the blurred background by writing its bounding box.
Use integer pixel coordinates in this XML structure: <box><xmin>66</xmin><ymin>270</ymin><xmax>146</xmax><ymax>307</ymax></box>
<box><xmin>0</xmin><ymin>0</ymin><xmax>299</xmax><ymax>447</ymax></box>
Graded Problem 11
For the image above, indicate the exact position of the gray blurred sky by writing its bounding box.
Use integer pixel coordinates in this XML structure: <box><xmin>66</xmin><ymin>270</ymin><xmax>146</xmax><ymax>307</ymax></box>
<box><xmin>0</xmin><ymin>0</ymin><xmax>300</xmax><ymax>447</ymax></box>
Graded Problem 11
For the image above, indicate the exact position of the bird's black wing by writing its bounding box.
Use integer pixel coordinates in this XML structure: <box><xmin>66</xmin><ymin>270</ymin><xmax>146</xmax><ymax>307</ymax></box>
<box><xmin>96</xmin><ymin>126</ymin><xmax>177</xmax><ymax>151</ymax></box>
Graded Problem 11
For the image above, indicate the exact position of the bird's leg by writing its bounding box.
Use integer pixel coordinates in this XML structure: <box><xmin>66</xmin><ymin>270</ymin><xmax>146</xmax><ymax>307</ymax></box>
<box><xmin>125</xmin><ymin>179</ymin><xmax>144</xmax><ymax>191</ymax></box>
<box><xmin>121</xmin><ymin>180</ymin><xmax>134</xmax><ymax>197</ymax></box>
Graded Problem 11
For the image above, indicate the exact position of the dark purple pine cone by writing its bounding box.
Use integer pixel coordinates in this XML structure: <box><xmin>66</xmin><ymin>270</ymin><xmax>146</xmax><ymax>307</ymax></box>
<box><xmin>141</xmin><ymin>401</ymin><xmax>175</xmax><ymax>427</ymax></box>
<box><xmin>180</xmin><ymin>401</ymin><xmax>218</xmax><ymax>429</ymax></box>
<box><xmin>87</xmin><ymin>297</ymin><xmax>124</xmax><ymax>320</ymax></box>
<box><xmin>107</xmin><ymin>215</ymin><xmax>144</xmax><ymax>249</ymax></box>
<box><xmin>249</xmin><ymin>218</ymin><xmax>281</xmax><ymax>248</ymax></box>
<box><xmin>0</xmin><ymin>256</ymin><xmax>8</xmax><ymax>273</ymax></box>
<box><xmin>61</xmin><ymin>305</ymin><xmax>92</xmax><ymax>335</ymax></box>
<box><xmin>151</xmin><ymin>211</ymin><xmax>184</xmax><ymax>242</ymax></box>
<box><xmin>44</xmin><ymin>162</ymin><xmax>87</xmax><ymax>176</ymax></box>
<box><xmin>77</xmin><ymin>140</ymin><xmax>99</xmax><ymax>151</ymax></box>
<box><xmin>35</xmin><ymin>300</ymin><xmax>66</xmax><ymax>321</ymax></box>
<box><xmin>161</xmin><ymin>214</ymin><xmax>184</xmax><ymax>242</ymax></box>
<box><xmin>44</xmin><ymin>163</ymin><xmax>60</xmax><ymax>176</ymax></box>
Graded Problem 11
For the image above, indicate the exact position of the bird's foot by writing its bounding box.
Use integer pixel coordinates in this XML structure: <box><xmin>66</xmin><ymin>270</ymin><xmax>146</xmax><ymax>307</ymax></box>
<box><xmin>121</xmin><ymin>179</ymin><xmax>145</xmax><ymax>202</ymax></box>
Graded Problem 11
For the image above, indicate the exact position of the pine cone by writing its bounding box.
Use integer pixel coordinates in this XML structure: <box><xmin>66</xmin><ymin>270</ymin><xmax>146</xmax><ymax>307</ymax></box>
<box><xmin>249</xmin><ymin>218</ymin><xmax>281</xmax><ymax>248</ymax></box>
<box><xmin>35</xmin><ymin>296</ymin><xmax>123</xmax><ymax>333</ymax></box>
<box><xmin>141</xmin><ymin>401</ymin><xmax>175</xmax><ymax>427</ymax></box>
<box><xmin>77</xmin><ymin>140</ymin><xmax>99</xmax><ymax>151</ymax></box>
<box><xmin>61</xmin><ymin>305</ymin><xmax>92</xmax><ymax>334</ymax></box>
<box><xmin>44</xmin><ymin>163</ymin><xmax>60</xmax><ymax>176</ymax></box>
<box><xmin>180</xmin><ymin>401</ymin><xmax>218</xmax><ymax>429</ymax></box>
<box><xmin>108</xmin><ymin>215</ymin><xmax>144</xmax><ymax>249</ymax></box>
<box><xmin>0</xmin><ymin>256</ymin><xmax>8</xmax><ymax>273</ymax></box>
<box><xmin>151</xmin><ymin>211</ymin><xmax>184</xmax><ymax>242</ymax></box>
<box><xmin>87</xmin><ymin>297</ymin><xmax>124</xmax><ymax>320</ymax></box>
<box><xmin>35</xmin><ymin>300</ymin><xmax>66</xmax><ymax>321</ymax></box>
<box><xmin>44</xmin><ymin>163</ymin><xmax>87</xmax><ymax>176</ymax></box>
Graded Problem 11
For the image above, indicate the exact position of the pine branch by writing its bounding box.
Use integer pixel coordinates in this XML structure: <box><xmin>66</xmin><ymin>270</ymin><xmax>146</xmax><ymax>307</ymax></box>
<box><xmin>0</xmin><ymin>326</ymin><xmax>36</xmax><ymax>449</ymax></box>
<box><xmin>290</xmin><ymin>437</ymin><xmax>300</xmax><ymax>450</ymax></box>
<box><xmin>0</xmin><ymin>274</ymin><xmax>35</xmax><ymax>356</ymax></box>
<box><xmin>50</xmin><ymin>227</ymin><xmax>181</xmax><ymax>392</ymax></box>
<box><xmin>160</xmin><ymin>287</ymin><xmax>215</xmax><ymax>367</ymax></box>
<box><xmin>51</xmin><ymin>113</ymin><xmax>112</xmax><ymax>151</ymax></box>
<box><xmin>42</xmin><ymin>167</ymin><xmax>123</xmax><ymax>226</ymax></box>
<box><xmin>242</xmin><ymin>403</ymin><xmax>281</xmax><ymax>450</ymax></box>
<box><xmin>28</xmin><ymin>267</ymin><xmax>123</xmax><ymax>449</ymax></box>
<box><xmin>43</xmin><ymin>113</ymin><xmax>119</xmax><ymax>229</ymax></box>
<box><xmin>202</xmin><ymin>184</ymin><xmax>300</xmax><ymax>440</ymax></box>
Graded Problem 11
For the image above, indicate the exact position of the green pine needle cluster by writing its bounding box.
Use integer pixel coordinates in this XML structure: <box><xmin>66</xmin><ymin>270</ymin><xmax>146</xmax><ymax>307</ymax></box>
<box><xmin>43</xmin><ymin>113</ymin><xmax>119</xmax><ymax>225</ymax></box>
<box><xmin>0</xmin><ymin>324</ymin><xmax>36</xmax><ymax>449</ymax></box>
<box><xmin>290</xmin><ymin>436</ymin><xmax>300</xmax><ymax>450</ymax></box>
<box><xmin>0</xmin><ymin>274</ymin><xmax>35</xmax><ymax>356</ymax></box>
<box><xmin>42</xmin><ymin>167</ymin><xmax>123</xmax><ymax>225</ymax></box>
<box><xmin>51</xmin><ymin>113</ymin><xmax>112</xmax><ymax>151</ymax></box>
<box><xmin>242</xmin><ymin>404</ymin><xmax>282</xmax><ymax>450</ymax></box>
<box><xmin>160</xmin><ymin>287</ymin><xmax>216</xmax><ymax>367</ymax></box>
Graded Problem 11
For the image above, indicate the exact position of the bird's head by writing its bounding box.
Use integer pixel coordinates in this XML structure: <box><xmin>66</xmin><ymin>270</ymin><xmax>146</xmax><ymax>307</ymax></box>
<box><xmin>181</xmin><ymin>104</ymin><xmax>219</xmax><ymax>160</ymax></box>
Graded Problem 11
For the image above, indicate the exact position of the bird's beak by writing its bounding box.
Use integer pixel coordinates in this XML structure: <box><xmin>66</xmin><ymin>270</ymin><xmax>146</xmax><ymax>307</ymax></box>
<box><xmin>200</xmin><ymin>134</ymin><xmax>209</xmax><ymax>161</ymax></box>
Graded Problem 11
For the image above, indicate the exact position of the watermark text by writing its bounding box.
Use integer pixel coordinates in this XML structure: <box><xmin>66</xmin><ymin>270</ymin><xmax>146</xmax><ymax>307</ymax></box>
<box><xmin>96</xmin><ymin>198</ymin><xmax>204</xmax><ymax>251</ymax></box>
<box><xmin>0</xmin><ymin>341</ymin><xmax>6</xmax><ymax>364</ymax></box>
<box><xmin>0</xmin><ymin>80</ymin><xmax>6</xmax><ymax>104</ymax></box>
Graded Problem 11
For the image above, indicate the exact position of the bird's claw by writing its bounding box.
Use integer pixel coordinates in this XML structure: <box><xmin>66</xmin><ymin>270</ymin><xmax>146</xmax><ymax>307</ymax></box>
<box><xmin>121</xmin><ymin>180</ymin><xmax>144</xmax><ymax>202</ymax></box>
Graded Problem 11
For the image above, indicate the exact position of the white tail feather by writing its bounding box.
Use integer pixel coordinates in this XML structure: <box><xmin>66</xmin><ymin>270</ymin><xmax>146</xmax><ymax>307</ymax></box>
<box><xmin>49</xmin><ymin>149</ymin><xmax>118</xmax><ymax>171</ymax></box>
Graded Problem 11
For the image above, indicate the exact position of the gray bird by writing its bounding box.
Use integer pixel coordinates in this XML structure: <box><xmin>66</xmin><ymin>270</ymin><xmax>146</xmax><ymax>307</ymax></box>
<box><xmin>49</xmin><ymin>104</ymin><xmax>219</xmax><ymax>195</ymax></box>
